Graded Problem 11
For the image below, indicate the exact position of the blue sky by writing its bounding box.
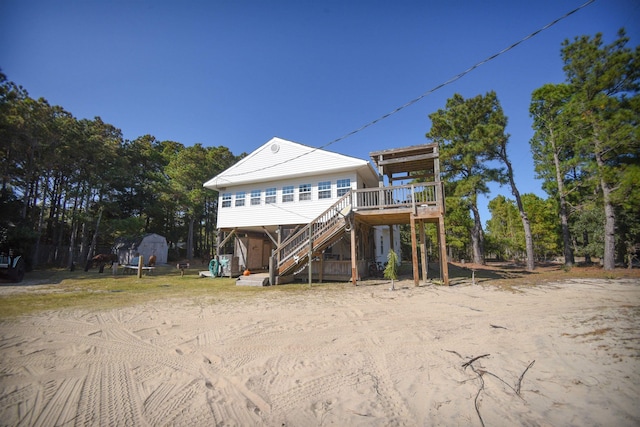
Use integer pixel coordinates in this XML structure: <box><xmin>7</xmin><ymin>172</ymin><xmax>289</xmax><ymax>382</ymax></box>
<box><xmin>1</xmin><ymin>0</ymin><xmax>638</xmax><ymax>224</ymax></box>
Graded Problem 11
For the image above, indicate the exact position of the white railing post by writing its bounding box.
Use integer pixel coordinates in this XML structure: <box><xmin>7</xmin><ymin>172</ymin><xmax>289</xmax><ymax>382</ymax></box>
<box><xmin>411</xmin><ymin>184</ymin><xmax>415</xmax><ymax>213</ymax></box>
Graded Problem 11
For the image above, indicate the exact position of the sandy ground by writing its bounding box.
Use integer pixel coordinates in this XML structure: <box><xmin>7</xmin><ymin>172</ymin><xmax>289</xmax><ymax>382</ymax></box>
<box><xmin>0</xmin><ymin>278</ymin><xmax>638</xmax><ymax>426</ymax></box>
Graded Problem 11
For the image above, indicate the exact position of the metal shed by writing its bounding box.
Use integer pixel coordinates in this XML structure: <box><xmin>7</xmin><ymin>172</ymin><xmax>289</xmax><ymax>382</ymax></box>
<box><xmin>113</xmin><ymin>233</ymin><xmax>168</xmax><ymax>266</ymax></box>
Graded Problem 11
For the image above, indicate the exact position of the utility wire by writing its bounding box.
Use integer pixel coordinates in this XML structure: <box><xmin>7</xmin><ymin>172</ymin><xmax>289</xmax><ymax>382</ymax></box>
<box><xmin>218</xmin><ymin>0</ymin><xmax>596</xmax><ymax>179</ymax></box>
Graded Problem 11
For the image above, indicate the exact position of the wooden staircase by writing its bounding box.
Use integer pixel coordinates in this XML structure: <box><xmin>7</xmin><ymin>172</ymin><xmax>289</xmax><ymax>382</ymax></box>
<box><xmin>275</xmin><ymin>192</ymin><xmax>353</xmax><ymax>277</ymax></box>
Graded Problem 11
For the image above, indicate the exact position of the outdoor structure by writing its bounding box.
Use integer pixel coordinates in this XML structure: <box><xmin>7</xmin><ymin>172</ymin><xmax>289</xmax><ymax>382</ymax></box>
<box><xmin>368</xmin><ymin>143</ymin><xmax>449</xmax><ymax>285</ymax></box>
<box><xmin>203</xmin><ymin>137</ymin><xmax>448</xmax><ymax>285</ymax></box>
<box><xmin>113</xmin><ymin>233</ymin><xmax>168</xmax><ymax>266</ymax></box>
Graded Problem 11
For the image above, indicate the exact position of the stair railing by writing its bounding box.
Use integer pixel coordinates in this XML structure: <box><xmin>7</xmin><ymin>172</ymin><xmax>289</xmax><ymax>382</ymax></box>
<box><xmin>276</xmin><ymin>191</ymin><xmax>353</xmax><ymax>274</ymax></box>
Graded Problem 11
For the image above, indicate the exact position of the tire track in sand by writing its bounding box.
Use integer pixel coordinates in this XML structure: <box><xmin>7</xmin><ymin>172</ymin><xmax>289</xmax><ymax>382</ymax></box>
<box><xmin>75</xmin><ymin>361</ymin><xmax>145</xmax><ymax>426</ymax></box>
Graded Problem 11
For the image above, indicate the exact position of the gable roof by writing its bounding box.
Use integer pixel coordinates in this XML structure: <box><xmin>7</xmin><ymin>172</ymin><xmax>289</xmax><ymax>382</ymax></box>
<box><xmin>203</xmin><ymin>137</ymin><xmax>378</xmax><ymax>190</ymax></box>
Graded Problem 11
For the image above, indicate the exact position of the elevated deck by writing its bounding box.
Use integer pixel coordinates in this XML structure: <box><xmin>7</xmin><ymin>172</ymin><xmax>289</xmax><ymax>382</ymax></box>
<box><xmin>352</xmin><ymin>183</ymin><xmax>444</xmax><ymax>226</ymax></box>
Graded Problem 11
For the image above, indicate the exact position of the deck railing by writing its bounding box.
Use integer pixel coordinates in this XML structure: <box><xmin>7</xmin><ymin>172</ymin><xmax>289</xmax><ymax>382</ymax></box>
<box><xmin>353</xmin><ymin>182</ymin><xmax>442</xmax><ymax>212</ymax></box>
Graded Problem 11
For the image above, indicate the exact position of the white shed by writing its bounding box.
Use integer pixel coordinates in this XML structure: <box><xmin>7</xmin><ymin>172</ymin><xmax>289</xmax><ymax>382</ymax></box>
<box><xmin>113</xmin><ymin>233</ymin><xmax>168</xmax><ymax>266</ymax></box>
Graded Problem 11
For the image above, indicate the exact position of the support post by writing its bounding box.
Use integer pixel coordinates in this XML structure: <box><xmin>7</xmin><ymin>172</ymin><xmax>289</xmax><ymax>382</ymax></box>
<box><xmin>437</xmin><ymin>217</ymin><xmax>449</xmax><ymax>285</ymax></box>
<box><xmin>277</xmin><ymin>225</ymin><xmax>282</xmax><ymax>264</ymax></box>
<box><xmin>419</xmin><ymin>219</ymin><xmax>428</xmax><ymax>285</ymax></box>
<box><xmin>350</xmin><ymin>223</ymin><xmax>357</xmax><ymax>285</ymax></box>
<box><xmin>137</xmin><ymin>255</ymin><xmax>144</xmax><ymax>278</ymax></box>
<box><xmin>216</xmin><ymin>231</ymin><xmax>222</xmax><ymax>257</ymax></box>
<box><xmin>269</xmin><ymin>253</ymin><xmax>276</xmax><ymax>286</ymax></box>
<box><xmin>410</xmin><ymin>214</ymin><xmax>419</xmax><ymax>286</ymax></box>
<box><xmin>308</xmin><ymin>230</ymin><xmax>313</xmax><ymax>287</ymax></box>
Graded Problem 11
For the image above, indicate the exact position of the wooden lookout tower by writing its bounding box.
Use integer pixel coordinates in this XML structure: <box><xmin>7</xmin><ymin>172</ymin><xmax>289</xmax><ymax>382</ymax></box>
<box><xmin>366</xmin><ymin>143</ymin><xmax>449</xmax><ymax>285</ymax></box>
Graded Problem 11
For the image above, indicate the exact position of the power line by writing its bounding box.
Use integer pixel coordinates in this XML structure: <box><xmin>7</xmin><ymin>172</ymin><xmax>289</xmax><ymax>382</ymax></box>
<box><xmin>219</xmin><ymin>0</ymin><xmax>596</xmax><ymax>179</ymax></box>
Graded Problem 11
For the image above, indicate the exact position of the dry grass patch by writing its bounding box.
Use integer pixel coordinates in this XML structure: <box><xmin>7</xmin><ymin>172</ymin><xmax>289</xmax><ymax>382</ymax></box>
<box><xmin>446</xmin><ymin>261</ymin><xmax>640</xmax><ymax>291</ymax></box>
<box><xmin>1</xmin><ymin>262</ymin><xmax>638</xmax><ymax>318</ymax></box>
<box><xmin>0</xmin><ymin>267</ymin><xmax>321</xmax><ymax>318</ymax></box>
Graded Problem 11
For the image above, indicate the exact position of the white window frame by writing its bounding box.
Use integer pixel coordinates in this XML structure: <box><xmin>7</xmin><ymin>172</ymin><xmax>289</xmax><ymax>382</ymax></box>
<box><xmin>299</xmin><ymin>183</ymin><xmax>311</xmax><ymax>201</ymax></box>
<box><xmin>318</xmin><ymin>181</ymin><xmax>331</xmax><ymax>199</ymax></box>
<box><xmin>235</xmin><ymin>191</ymin><xmax>245</xmax><ymax>207</ymax></box>
<box><xmin>337</xmin><ymin>178</ymin><xmax>351</xmax><ymax>197</ymax></box>
<box><xmin>251</xmin><ymin>189</ymin><xmax>261</xmax><ymax>206</ymax></box>
<box><xmin>221</xmin><ymin>193</ymin><xmax>232</xmax><ymax>208</ymax></box>
<box><xmin>282</xmin><ymin>186</ymin><xmax>294</xmax><ymax>203</ymax></box>
<box><xmin>265</xmin><ymin>187</ymin><xmax>276</xmax><ymax>204</ymax></box>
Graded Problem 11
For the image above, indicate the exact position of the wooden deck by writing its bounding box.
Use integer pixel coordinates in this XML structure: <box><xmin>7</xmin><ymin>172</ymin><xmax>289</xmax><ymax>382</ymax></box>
<box><xmin>352</xmin><ymin>182</ymin><xmax>449</xmax><ymax>285</ymax></box>
<box><xmin>352</xmin><ymin>183</ymin><xmax>444</xmax><ymax>226</ymax></box>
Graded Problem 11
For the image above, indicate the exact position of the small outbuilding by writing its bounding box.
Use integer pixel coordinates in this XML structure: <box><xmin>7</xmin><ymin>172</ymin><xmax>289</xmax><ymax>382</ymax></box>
<box><xmin>113</xmin><ymin>233</ymin><xmax>168</xmax><ymax>266</ymax></box>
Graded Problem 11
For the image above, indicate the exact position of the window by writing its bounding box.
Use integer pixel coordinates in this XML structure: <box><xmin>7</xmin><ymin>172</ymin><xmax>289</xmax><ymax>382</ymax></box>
<box><xmin>235</xmin><ymin>191</ymin><xmax>245</xmax><ymax>207</ymax></box>
<box><xmin>251</xmin><ymin>190</ymin><xmax>261</xmax><ymax>206</ymax></box>
<box><xmin>299</xmin><ymin>183</ymin><xmax>311</xmax><ymax>201</ymax></box>
<box><xmin>221</xmin><ymin>193</ymin><xmax>232</xmax><ymax>208</ymax></box>
<box><xmin>282</xmin><ymin>186</ymin><xmax>294</xmax><ymax>203</ymax></box>
<box><xmin>318</xmin><ymin>181</ymin><xmax>331</xmax><ymax>199</ymax></box>
<box><xmin>337</xmin><ymin>178</ymin><xmax>351</xmax><ymax>197</ymax></box>
<box><xmin>265</xmin><ymin>187</ymin><xmax>276</xmax><ymax>204</ymax></box>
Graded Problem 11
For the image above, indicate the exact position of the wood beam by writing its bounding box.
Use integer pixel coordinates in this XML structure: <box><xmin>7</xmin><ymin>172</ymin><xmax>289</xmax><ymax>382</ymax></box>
<box><xmin>437</xmin><ymin>217</ymin><xmax>449</xmax><ymax>285</ymax></box>
<box><xmin>351</xmin><ymin>224</ymin><xmax>357</xmax><ymax>285</ymax></box>
<box><xmin>308</xmin><ymin>233</ymin><xmax>313</xmax><ymax>286</ymax></box>
<box><xmin>262</xmin><ymin>227</ymin><xmax>278</xmax><ymax>246</ymax></box>
<box><xmin>419</xmin><ymin>219</ymin><xmax>427</xmax><ymax>286</ymax></box>
<box><xmin>217</xmin><ymin>228</ymin><xmax>237</xmax><ymax>250</ymax></box>
<box><xmin>410</xmin><ymin>214</ymin><xmax>419</xmax><ymax>286</ymax></box>
<box><xmin>377</xmin><ymin>152</ymin><xmax>438</xmax><ymax>165</ymax></box>
<box><xmin>388</xmin><ymin>172</ymin><xmax>435</xmax><ymax>181</ymax></box>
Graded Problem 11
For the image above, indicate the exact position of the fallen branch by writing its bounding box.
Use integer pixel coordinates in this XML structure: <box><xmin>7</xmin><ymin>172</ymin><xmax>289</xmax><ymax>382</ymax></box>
<box><xmin>490</xmin><ymin>324</ymin><xmax>507</xmax><ymax>329</ymax></box>
<box><xmin>451</xmin><ymin>351</ymin><xmax>536</xmax><ymax>427</ymax></box>
<box><xmin>446</xmin><ymin>349</ymin><xmax>463</xmax><ymax>359</ymax></box>
<box><xmin>462</xmin><ymin>354</ymin><xmax>490</xmax><ymax>368</ymax></box>
<box><xmin>516</xmin><ymin>360</ymin><xmax>536</xmax><ymax>395</ymax></box>
<box><xmin>482</xmin><ymin>371</ymin><xmax>522</xmax><ymax>400</ymax></box>
<box><xmin>468</xmin><ymin>365</ymin><xmax>486</xmax><ymax>427</ymax></box>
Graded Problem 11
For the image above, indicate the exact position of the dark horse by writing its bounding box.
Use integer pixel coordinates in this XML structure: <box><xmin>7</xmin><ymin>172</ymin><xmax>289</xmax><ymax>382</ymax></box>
<box><xmin>84</xmin><ymin>253</ymin><xmax>118</xmax><ymax>272</ymax></box>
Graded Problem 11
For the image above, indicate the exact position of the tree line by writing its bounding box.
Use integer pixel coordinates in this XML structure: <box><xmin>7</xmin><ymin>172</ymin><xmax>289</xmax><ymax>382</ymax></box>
<box><xmin>0</xmin><ymin>75</ymin><xmax>242</xmax><ymax>269</ymax></box>
<box><xmin>1</xmin><ymin>29</ymin><xmax>638</xmax><ymax>272</ymax></box>
<box><xmin>425</xmin><ymin>29</ymin><xmax>639</xmax><ymax>270</ymax></box>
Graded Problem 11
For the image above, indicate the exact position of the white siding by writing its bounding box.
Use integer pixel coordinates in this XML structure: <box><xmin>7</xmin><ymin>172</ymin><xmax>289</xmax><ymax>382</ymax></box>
<box><xmin>374</xmin><ymin>226</ymin><xmax>401</xmax><ymax>264</ymax></box>
<box><xmin>217</xmin><ymin>171</ymin><xmax>360</xmax><ymax>228</ymax></box>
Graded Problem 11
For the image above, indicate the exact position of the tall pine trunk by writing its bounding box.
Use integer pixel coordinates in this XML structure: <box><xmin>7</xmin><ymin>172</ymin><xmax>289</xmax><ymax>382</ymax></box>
<box><xmin>84</xmin><ymin>207</ymin><xmax>103</xmax><ymax>271</ymax></box>
<box><xmin>498</xmin><ymin>143</ymin><xmax>535</xmax><ymax>271</ymax></box>
<box><xmin>67</xmin><ymin>190</ymin><xmax>81</xmax><ymax>270</ymax></box>
<box><xmin>31</xmin><ymin>173</ymin><xmax>50</xmax><ymax>268</ymax></box>
<box><xmin>469</xmin><ymin>202</ymin><xmax>485</xmax><ymax>265</ymax></box>
<box><xmin>549</xmin><ymin>129</ymin><xmax>574</xmax><ymax>266</ymax></box>
<box><xmin>595</xmin><ymin>145</ymin><xmax>616</xmax><ymax>270</ymax></box>
<box><xmin>187</xmin><ymin>216</ymin><xmax>195</xmax><ymax>261</ymax></box>
<box><xmin>504</xmin><ymin>160</ymin><xmax>535</xmax><ymax>271</ymax></box>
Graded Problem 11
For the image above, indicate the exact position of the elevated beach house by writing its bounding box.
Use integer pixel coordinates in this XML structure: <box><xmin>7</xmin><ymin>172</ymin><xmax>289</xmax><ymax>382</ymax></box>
<box><xmin>203</xmin><ymin>137</ymin><xmax>448</xmax><ymax>285</ymax></box>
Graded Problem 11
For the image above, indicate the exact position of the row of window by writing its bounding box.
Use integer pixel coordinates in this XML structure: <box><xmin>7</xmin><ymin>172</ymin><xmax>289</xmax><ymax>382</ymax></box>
<box><xmin>221</xmin><ymin>179</ymin><xmax>351</xmax><ymax>207</ymax></box>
